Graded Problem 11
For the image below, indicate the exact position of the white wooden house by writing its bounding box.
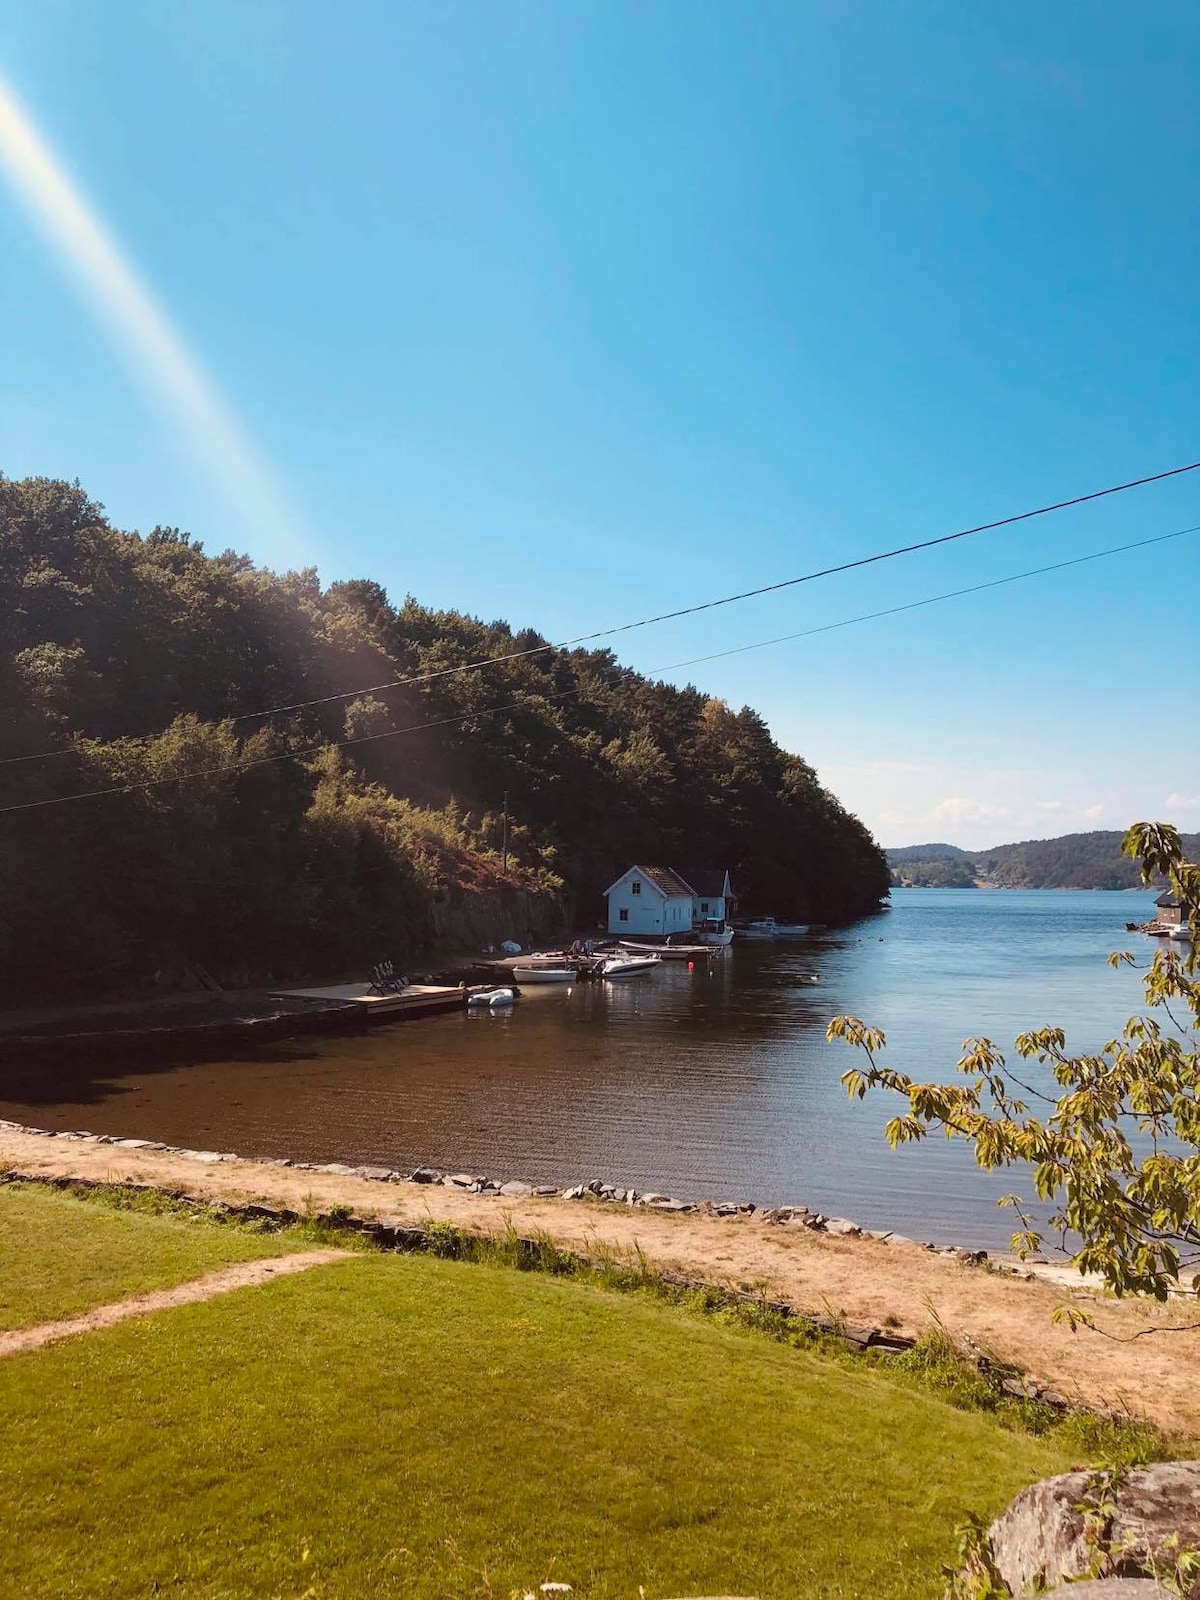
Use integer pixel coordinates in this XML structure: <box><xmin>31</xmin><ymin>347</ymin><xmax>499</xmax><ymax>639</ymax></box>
<box><xmin>603</xmin><ymin>867</ymin><xmax>696</xmax><ymax>936</ymax></box>
<box><xmin>603</xmin><ymin>866</ymin><xmax>736</xmax><ymax>937</ymax></box>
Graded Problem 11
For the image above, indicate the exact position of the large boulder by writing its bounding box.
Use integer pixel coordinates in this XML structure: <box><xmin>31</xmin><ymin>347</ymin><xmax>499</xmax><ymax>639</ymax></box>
<box><xmin>988</xmin><ymin>1462</ymin><xmax>1200</xmax><ymax>1596</ymax></box>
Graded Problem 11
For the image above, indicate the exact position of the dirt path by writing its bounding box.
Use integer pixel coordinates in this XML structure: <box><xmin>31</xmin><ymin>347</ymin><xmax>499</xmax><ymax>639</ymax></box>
<box><xmin>0</xmin><ymin>1249</ymin><xmax>354</xmax><ymax>1359</ymax></box>
<box><xmin>3</xmin><ymin>1124</ymin><xmax>1198</xmax><ymax>1434</ymax></box>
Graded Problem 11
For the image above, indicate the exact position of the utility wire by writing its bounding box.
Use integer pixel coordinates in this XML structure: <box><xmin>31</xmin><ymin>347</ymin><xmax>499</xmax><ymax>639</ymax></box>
<box><xmin>2</xmin><ymin>457</ymin><xmax>1197</xmax><ymax>768</ymax></box>
<box><xmin>1</xmin><ymin>519</ymin><xmax>1194</xmax><ymax>818</ymax></box>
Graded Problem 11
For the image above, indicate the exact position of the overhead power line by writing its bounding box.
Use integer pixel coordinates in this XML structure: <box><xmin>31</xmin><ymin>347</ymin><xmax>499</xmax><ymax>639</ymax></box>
<box><xmin>1</xmin><ymin>519</ymin><xmax>1194</xmax><ymax>819</ymax></box>
<box><xmin>2</xmin><ymin>457</ymin><xmax>1197</xmax><ymax>769</ymax></box>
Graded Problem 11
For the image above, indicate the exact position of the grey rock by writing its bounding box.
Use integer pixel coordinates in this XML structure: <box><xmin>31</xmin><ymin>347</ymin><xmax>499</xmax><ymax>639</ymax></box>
<box><xmin>533</xmin><ymin>1185</ymin><xmax>559</xmax><ymax>1197</ymax></box>
<box><xmin>499</xmin><ymin>1180</ymin><xmax>534</xmax><ymax>1198</ymax></box>
<box><xmin>315</xmin><ymin>1162</ymin><xmax>357</xmax><ymax>1175</ymax></box>
<box><xmin>409</xmin><ymin>1167</ymin><xmax>442</xmax><ymax>1184</ymax></box>
<box><xmin>443</xmin><ymin>1173</ymin><xmax>478</xmax><ymax>1189</ymax></box>
<box><xmin>884</xmin><ymin>1233</ymin><xmax>916</xmax><ymax>1246</ymax></box>
<box><xmin>825</xmin><ymin>1217</ymin><xmax>862</xmax><ymax>1236</ymax></box>
<box><xmin>989</xmin><ymin>1462</ymin><xmax>1200</xmax><ymax>1598</ymax></box>
<box><xmin>354</xmin><ymin>1166</ymin><xmax>395</xmax><ymax>1182</ymax></box>
<box><xmin>562</xmin><ymin>1185</ymin><xmax>586</xmax><ymax>1200</ymax></box>
<box><xmin>182</xmin><ymin>1150</ymin><xmax>226</xmax><ymax>1163</ymax></box>
<box><xmin>641</xmin><ymin>1196</ymin><xmax>694</xmax><ymax>1212</ymax></box>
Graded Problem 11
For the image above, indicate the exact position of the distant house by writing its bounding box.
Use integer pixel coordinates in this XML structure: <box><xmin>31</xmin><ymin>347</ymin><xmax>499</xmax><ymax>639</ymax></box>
<box><xmin>603</xmin><ymin>866</ymin><xmax>735</xmax><ymax>937</ymax></box>
<box><xmin>679</xmin><ymin>868</ymin><xmax>737</xmax><ymax>934</ymax></box>
<box><xmin>603</xmin><ymin>866</ymin><xmax>696</xmax><ymax>936</ymax></box>
<box><xmin>1155</xmin><ymin>890</ymin><xmax>1187</xmax><ymax>928</ymax></box>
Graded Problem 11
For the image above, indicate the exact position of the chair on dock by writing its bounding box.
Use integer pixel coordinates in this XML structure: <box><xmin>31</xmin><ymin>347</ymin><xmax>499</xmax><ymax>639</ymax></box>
<box><xmin>368</xmin><ymin>960</ymin><xmax>408</xmax><ymax>995</ymax></box>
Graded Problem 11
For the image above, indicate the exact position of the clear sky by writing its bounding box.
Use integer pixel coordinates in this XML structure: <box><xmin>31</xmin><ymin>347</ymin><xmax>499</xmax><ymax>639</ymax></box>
<box><xmin>2</xmin><ymin>1</ymin><xmax>1197</xmax><ymax>849</ymax></box>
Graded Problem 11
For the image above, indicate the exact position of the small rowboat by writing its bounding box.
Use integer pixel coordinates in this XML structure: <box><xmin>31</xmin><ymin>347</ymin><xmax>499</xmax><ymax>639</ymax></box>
<box><xmin>468</xmin><ymin>987</ymin><xmax>516</xmax><ymax>1007</ymax></box>
<box><xmin>511</xmin><ymin>966</ymin><xmax>576</xmax><ymax>984</ymax></box>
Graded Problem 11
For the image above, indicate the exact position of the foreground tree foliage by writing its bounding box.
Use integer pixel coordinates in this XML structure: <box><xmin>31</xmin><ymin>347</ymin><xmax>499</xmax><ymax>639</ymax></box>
<box><xmin>0</xmin><ymin>476</ymin><xmax>888</xmax><ymax>997</ymax></box>
<box><xmin>831</xmin><ymin>825</ymin><xmax>1200</xmax><ymax>1303</ymax></box>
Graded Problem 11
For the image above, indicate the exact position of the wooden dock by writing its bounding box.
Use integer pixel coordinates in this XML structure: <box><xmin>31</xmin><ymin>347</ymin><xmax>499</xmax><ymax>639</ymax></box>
<box><xmin>269</xmin><ymin>982</ymin><xmax>470</xmax><ymax>1021</ymax></box>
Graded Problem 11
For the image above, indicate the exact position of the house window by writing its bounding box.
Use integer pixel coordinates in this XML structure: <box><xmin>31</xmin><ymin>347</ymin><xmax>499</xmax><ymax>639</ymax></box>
<box><xmin>700</xmin><ymin>902</ymin><xmax>709</xmax><ymax>913</ymax></box>
<box><xmin>619</xmin><ymin>908</ymin><xmax>629</xmax><ymax>922</ymax></box>
<box><xmin>631</xmin><ymin>880</ymin><xmax>641</xmax><ymax>895</ymax></box>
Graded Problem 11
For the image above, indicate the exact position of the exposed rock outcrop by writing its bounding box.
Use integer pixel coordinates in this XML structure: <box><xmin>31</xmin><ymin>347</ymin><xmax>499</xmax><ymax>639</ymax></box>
<box><xmin>988</xmin><ymin>1463</ymin><xmax>1200</xmax><ymax>1596</ymax></box>
<box><xmin>429</xmin><ymin>883</ymin><xmax>570</xmax><ymax>950</ymax></box>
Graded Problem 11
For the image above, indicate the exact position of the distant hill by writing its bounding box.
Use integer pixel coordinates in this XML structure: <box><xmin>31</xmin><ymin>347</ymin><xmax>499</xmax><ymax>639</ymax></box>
<box><xmin>887</xmin><ymin>830</ymin><xmax>1200</xmax><ymax>890</ymax></box>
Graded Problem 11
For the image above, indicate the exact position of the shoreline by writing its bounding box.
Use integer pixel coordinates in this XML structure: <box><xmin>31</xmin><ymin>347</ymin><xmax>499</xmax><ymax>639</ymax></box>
<box><xmin>3</xmin><ymin>1118</ymin><xmax>1197</xmax><ymax>1436</ymax></box>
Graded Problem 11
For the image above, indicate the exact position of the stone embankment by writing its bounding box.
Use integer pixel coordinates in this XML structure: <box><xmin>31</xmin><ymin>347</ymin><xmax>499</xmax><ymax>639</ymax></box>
<box><xmin>3</xmin><ymin>1118</ymin><xmax>1198</xmax><ymax>1434</ymax></box>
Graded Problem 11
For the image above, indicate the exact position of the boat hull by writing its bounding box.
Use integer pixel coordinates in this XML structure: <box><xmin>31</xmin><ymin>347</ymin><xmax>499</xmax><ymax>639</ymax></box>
<box><xmin>511</xmin><ymin>967</ymin><xmax>576</xmax><ymax>984</ymax></box>
<box><xmin>602</xmin><ymin>957</ymin><xmax>662</xmax><ymax>979</ymax></box>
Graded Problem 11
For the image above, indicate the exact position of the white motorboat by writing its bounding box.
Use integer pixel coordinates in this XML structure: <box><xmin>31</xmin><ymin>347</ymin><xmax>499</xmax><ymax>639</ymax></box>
<box><xmin>736</xmin><ymin>917</ymin><xmax>810</xmax><ymax>940</ymax></box>
<box><xmin>511</xmin><ymin>965</ymin><xmax>576</xmax><ymax>984</ymax></box>
<box><xmin>468</xmin><ymin>986</ymin><xmax>516</xmax><ymax>1007</ymax></box>
<box><xmin>693</xmin><ymin>925</ymin><xmax>735</xmax><ymax>947</ymax></box>
<box><xmin>601</xmin><ymin>954</ymin><xmax>662</xmax><ymax>979</ymax></box>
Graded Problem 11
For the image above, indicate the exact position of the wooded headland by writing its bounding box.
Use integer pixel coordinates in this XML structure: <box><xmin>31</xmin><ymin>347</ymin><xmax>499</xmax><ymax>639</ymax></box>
<box><xmin>888</xmin><ymin>831</ymin><xmax>1200</xmax><ymax>890</ymax></box>
<box><xmin>1</xmin><ymin>476</ymin><xmax>888</xmax><ymax>1000</ymax></box>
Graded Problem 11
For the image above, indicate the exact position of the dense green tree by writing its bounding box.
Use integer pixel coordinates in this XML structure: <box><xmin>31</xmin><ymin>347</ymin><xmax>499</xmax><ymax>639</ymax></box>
<box><xmin>0</xmin><ymin>475</ymin><xmax>888</xmax><ymax>998</ymax></box>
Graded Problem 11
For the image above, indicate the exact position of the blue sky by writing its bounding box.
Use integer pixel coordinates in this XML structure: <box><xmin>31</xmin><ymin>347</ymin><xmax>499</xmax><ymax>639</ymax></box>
<box><xmin>2</xmin><ymin>1</ymin><xmax>1197</xmax><ymax>848</ymax></box>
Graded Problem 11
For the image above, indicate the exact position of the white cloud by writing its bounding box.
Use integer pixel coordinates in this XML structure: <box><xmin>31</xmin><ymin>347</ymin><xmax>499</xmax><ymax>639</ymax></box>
<box><xmin>1165</xmin><ymin>793</ymin><xmax>1200</xmax><ymax>820</ymax></box>
<box><xmin>818</xmin><ymin>755</ymin><xmax>1188</xmax><ymax>849</ymax></box>
<box><xmin>933</xmin><ymin>796</ymin><xmax>1013</xmax><ymax>829</ymax></box>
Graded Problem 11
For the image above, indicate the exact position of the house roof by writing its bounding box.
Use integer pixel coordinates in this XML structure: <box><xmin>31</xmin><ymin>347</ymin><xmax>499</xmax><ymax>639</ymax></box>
<box><xmin>638</xmin><ymin>866</ymin><xmax>696</xmax><ymax>899</ymax></box>
<box><xmin>1156</xmin><ymin>890</ymin><xmax>1185</xmax><ymax>908</ymax></box>
<box><xmin>602</xmin><ymin>865</ymin><xmax>696</xmax><ymax>899</ymax></box>
<box><xmin>677</xmin><ymin>868</ymin><xmax>732</xmax><ymax>899</ymax></box>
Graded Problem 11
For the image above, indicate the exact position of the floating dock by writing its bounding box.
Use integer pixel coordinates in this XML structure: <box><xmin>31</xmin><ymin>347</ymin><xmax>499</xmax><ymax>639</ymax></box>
<box><xmin>269</xmin><ymin>982</ymin><xmax>471</xmax><ymax>1021</ymax></box>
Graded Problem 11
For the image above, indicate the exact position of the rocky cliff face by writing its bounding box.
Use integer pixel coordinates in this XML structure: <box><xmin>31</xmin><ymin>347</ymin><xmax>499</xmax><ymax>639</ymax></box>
<box><xmin>429</xmin><ymin>883</ymin><xmax>572</xmax><ymax>951</ymax></box>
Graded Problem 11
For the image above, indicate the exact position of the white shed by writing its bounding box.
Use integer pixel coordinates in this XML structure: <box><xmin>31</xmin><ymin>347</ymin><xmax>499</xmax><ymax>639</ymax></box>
<box><xmin>603</xmin><ymin>866</ymin><xmax>695</xmax><ymax>936</ymax></box>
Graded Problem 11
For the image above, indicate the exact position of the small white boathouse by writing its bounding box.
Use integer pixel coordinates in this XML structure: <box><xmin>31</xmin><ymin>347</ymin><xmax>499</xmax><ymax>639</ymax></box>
<box><xmin>603</xmin><ymin>866</ymin><xmax>736</xmax><ymax>937</ymax></box>
<box><xmin>603</xmin><ymin>866</ymin><xmax>696</xmax><ymax>936</ymax></box>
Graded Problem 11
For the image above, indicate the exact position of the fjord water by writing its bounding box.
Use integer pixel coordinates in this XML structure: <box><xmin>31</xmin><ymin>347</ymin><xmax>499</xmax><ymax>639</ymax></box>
<box><xmin>0</xmin><ymin>890</ymin><xmax>1161</xmax><ymax>1250</ymax></box>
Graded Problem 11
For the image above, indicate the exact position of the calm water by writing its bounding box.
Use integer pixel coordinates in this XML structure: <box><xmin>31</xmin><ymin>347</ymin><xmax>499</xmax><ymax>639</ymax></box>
<box><xmin>0</xmin><ymin>890</ymin><xmax>1162</xmax><ymax>1250</ymax></box>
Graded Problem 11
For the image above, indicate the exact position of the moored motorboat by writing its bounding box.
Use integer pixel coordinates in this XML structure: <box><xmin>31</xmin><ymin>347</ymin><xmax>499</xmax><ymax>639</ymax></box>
<box><xmin>735</xmin><ymin>917</ymin><xmax>810</xmax><ymax>939</ymax></box>
<box><xmin>693</xmin><ymin>925</ymin><xmax>735</xmax><ymax>947</ymax></box>
<box><xmin>511</xmin><ymin>966</ymin><xmax>576</xmax><ymax>984</ymax></box>
<box><xmin>601</xmin><ymin>954</ymin><xmax>662</xmax><ymax>979</ymax></box>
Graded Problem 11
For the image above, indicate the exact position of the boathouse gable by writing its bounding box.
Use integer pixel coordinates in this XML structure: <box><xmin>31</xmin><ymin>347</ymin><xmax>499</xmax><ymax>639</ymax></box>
<box><xmin>679</xmin><ymin>867</ymin><xmax>735</xmax><ymax>929</ymax></box>
<box><xmin>1155</xmin><ymin>891</ymin><xmax>1187</xmax><ymax>927</ymax></box>
<box><xmin>603</xmin><ymin>866</ymin><xmax>695</xmax><ymax>936</ymax></box>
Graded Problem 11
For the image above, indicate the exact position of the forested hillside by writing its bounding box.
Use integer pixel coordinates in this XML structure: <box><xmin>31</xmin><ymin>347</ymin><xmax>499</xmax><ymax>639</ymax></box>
<box><xmin>0</xmin><ymin>477</ymin><xmax>888</xmax><ymax>999</ymax></box>
<box><xmin>888</xmin><ymin>831</ymin><xmax>1200</xmax><ymax>889</ymax></box>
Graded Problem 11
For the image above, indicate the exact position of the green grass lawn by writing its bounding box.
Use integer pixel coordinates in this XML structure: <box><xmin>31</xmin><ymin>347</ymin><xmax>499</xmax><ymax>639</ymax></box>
<box><xmin>0</xmin><ymin>1183</ymin><xmax>306</xmax><ymax>1331</ymax></box>
<box><xmin>0</xmin><ymin>1241</ymin><xmax>1075</xmax><ymax>1600</ymax></box>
